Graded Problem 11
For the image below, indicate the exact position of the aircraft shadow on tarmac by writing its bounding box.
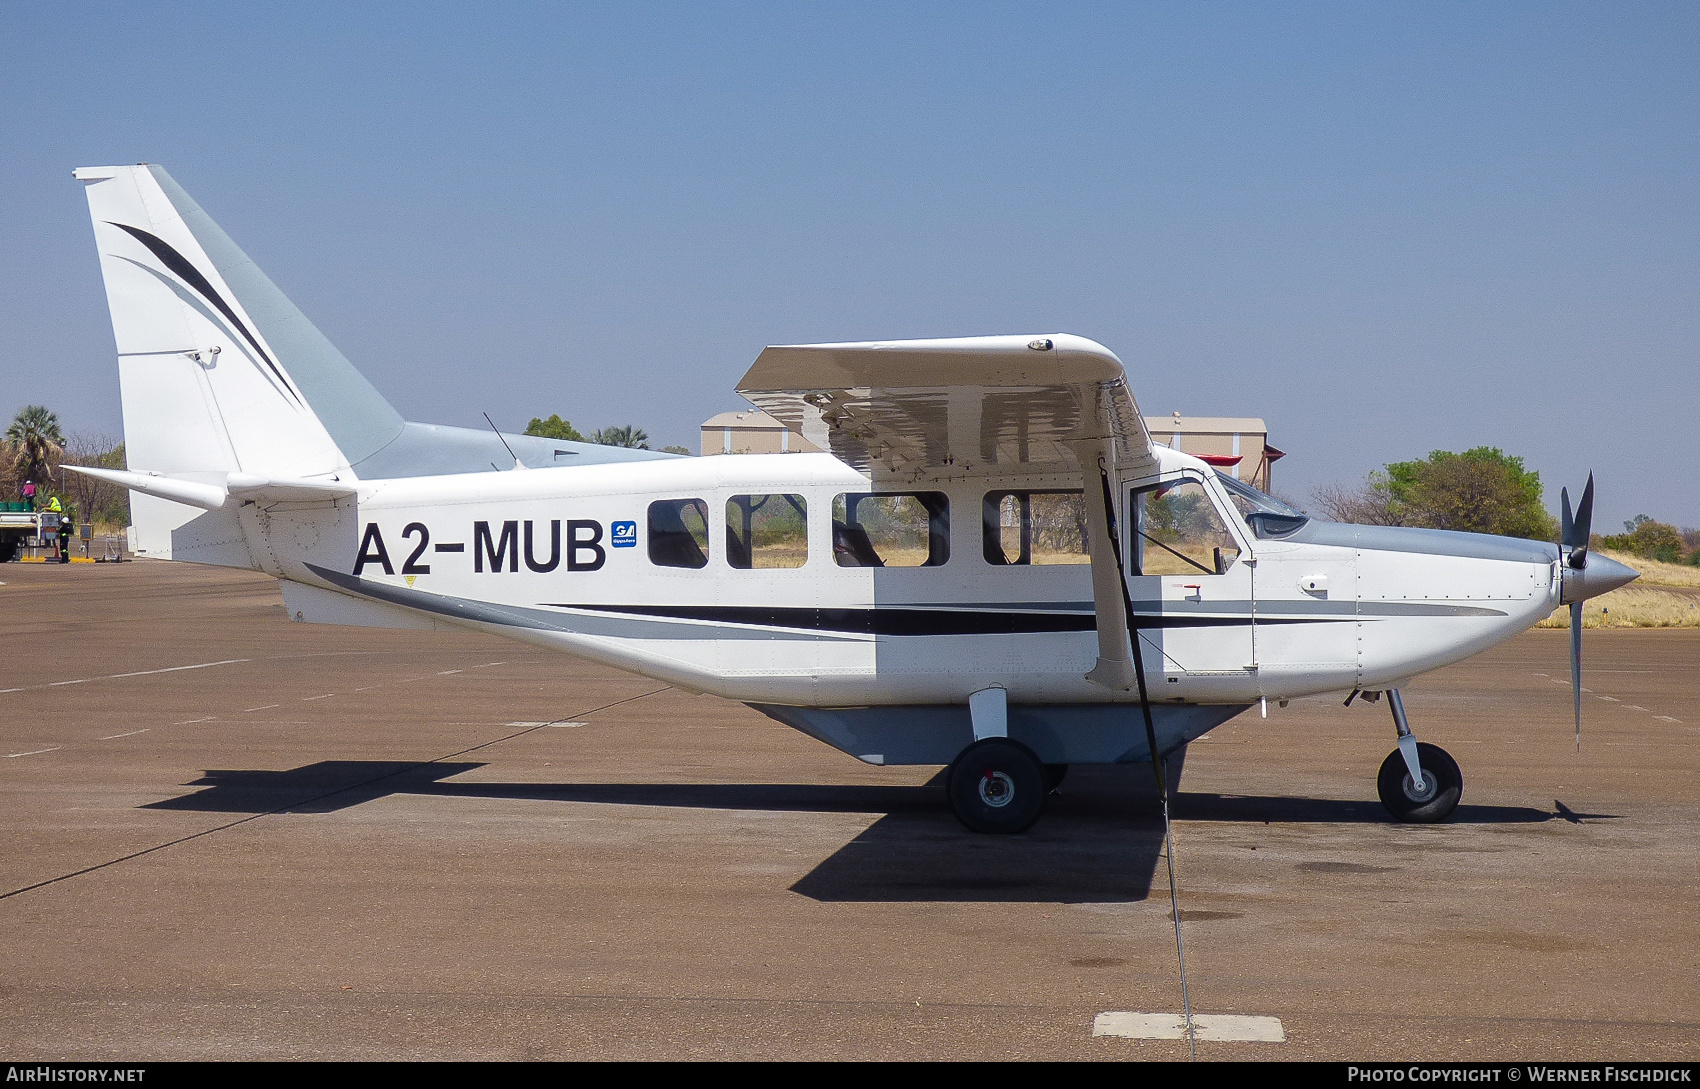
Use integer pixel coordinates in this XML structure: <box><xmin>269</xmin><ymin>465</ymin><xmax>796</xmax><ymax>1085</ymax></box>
<box><xmin>145</xmin><ymin>761</ymin><xmax>1605</xmax><ymax>904</ymax></box>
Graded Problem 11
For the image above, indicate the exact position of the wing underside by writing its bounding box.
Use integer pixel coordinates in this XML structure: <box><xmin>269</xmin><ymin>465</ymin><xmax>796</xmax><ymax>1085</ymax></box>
<box><xmin>735</xmin><ymin>334</ymin><xmax>1155</xmax><ymax>480</ymax></box>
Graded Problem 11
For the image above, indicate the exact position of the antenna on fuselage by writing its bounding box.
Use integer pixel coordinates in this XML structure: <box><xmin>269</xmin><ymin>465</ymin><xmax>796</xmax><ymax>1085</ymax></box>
<box><xmin>482</xmin><ymin>412</ymin><xmax>526</xmax><ymax>470</ymax></box>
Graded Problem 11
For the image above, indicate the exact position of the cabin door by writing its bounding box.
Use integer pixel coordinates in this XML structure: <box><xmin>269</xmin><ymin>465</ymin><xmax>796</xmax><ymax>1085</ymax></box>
<box><xmin>1122</xmin><ymin>476</ymin><xmax>1257</xmax><ymax>683</ymax></box>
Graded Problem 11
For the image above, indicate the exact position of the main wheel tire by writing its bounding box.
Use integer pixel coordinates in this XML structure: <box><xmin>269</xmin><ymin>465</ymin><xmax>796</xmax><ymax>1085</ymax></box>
<box><xmin>947</xmin><ymin>739</ymin><xmax>1047</xmax><ymax>834</ymax></box>
<box><xmin>1377</xmin><ymin>742</ymin><xmax>1462</xmax><ymax>823</ymax></box>
<box><xmin>1043</xmin><ymin>763</ymin><xmax>1069</xmax><ymax>794</ymax></box>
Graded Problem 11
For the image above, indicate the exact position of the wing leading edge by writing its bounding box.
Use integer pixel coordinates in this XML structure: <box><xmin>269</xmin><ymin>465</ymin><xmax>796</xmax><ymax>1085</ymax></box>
<box><xmin>735</xmin><ymin>334</ymin><xmax>1155</xmax><ymax>480</ymax></box>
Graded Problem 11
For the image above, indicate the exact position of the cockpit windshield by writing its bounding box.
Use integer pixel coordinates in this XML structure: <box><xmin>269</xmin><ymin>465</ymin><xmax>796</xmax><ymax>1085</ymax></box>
<box><xmin>1214</xmin><ymin>471</ymin><xmax>1309</xmax><ymax>539</ymax></box>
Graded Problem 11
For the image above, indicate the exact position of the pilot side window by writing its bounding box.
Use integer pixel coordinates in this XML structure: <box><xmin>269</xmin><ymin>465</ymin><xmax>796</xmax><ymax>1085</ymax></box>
<box><xmin>647</xmin><ymin>498</ymin><xmax>710</xmax><ymax>569</ymax></box>
<box><xmin>831</xmin><ymin>492</ymin><xmax>949</xmax><ymax>568</ymax></box>
<box><xmin>726</xmin><ymin>494</ymin><xmax>808</xmax><ymax>569</ymax></box>
<box><xmin>1128</xmin><ymin>479</ymin><xmax>1241</xmax><ymax>576</ymax></box>
<box><xmin>983</xmin><ymin>490</ymin><xmax>1090</xmax><ymax>566</ymax></box>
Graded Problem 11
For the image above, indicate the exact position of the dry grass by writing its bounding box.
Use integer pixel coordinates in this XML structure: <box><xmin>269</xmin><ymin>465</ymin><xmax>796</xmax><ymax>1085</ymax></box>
<box><xmin>1537</xmin><ymin>585</ymin><xmax>1700</xmax><ymax>629</ymax></box>
<box><xmin>1596</xmin><ymin>548</ymin><xmax>1700</xmax><ymax>588</ymax></box>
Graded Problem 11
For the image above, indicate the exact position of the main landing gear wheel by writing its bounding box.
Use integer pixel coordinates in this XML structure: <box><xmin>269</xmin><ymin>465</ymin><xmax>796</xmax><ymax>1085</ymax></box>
<box><xmin>1377</xmin><ymin>742</ymin><xmax>1462</xmax><ymax>823</ymax></box>
<box><xmin>947</xmin><ymin>739</ymin><xmax>1046</xmax><ymax>834</ymax></box>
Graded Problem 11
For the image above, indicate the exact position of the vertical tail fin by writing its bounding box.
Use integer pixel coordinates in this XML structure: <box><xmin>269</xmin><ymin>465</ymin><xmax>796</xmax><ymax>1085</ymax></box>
<box><xmin>75</xmin><ymin>164</ymin><xmax>405</xmax><ymax>559</ymax></box>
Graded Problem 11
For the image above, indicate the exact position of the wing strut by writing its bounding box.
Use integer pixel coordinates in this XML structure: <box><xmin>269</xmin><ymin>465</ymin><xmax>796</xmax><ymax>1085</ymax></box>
<box><xmin>1078</xmin><ymin>441</ymin><xmax>1197</xmax><ymax>1061</ymax></box>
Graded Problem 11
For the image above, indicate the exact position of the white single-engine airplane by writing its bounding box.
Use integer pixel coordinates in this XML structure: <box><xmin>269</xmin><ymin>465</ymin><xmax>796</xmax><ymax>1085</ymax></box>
<box><xmin>69</xmin><ymin>164</ymin><xmax>1638</xmax><ymax>834</ymax></box>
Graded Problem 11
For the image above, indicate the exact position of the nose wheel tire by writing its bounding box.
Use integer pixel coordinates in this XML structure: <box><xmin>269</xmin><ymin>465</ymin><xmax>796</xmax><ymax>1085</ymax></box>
<box><xmin>947</xmin><ymin>739</ymin><xmax>1046</xmax><ymax>834</ymax></box>
<box><xmin>1376</xmin><ymin>742</ymin><xmax>1462</xmax><ymax>823</ymax></box>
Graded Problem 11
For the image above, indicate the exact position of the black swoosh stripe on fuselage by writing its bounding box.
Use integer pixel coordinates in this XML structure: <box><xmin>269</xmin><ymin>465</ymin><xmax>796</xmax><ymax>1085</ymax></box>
<box><xmin>544</xmin><ymin>603</ymin><xmax>1352</xmax><ymax>636</ymax></box>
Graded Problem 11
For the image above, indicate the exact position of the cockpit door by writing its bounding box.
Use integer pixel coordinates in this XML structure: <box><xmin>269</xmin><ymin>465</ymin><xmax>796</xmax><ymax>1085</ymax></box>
<box><xmin>1122</xmin><ymin>475</ymin><xmax>1257</xmax><ymax>686</ymax></box>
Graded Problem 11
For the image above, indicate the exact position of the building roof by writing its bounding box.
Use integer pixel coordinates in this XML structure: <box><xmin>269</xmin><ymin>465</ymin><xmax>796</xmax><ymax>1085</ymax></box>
<box><xmin>1161</xmin><ymin>415</ymin><xmax>1268</xmax><ymax>433</ymax></box>
<box><xmin>702</xmin><ymin>409</ymin><xmax>787</xmax><ymax>429</ymax></box>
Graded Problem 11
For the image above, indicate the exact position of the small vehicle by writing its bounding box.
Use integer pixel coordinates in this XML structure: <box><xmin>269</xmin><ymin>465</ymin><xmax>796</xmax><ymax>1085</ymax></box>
<box><xmin>0</xmin><ymin>505</ymin><xmax>59</xmax><ymax>563</ymax></box>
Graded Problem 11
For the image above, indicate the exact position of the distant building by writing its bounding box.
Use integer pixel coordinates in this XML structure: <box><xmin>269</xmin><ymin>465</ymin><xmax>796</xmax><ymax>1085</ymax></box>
<box><xmin>1159</xmin><ymin>413</ymin><xmax>1284</xmax><ymax>491</ymax></box>
<box><xmin>701</xmin><ymin>409</ymin><xmax>822</xmax><ymax>455</ymax></box>
<box><xmin>702</xmin><ymin>407</ymin><xmax>1283</xmax><ymax>489</ymax></box>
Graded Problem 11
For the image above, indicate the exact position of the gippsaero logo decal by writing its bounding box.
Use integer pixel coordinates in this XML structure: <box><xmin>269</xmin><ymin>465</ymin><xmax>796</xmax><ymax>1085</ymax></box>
<box><xmin>611</xmin><ymin>521</ymin><xmax>637</xmax><ymax>548</ymax></box>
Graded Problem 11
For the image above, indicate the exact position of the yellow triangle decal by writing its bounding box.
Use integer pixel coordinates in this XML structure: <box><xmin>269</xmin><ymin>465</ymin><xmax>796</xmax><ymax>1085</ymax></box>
<box><xmin>404</xmin><ymin>575</ymin><xmax>416</xmax><ymax>587</ymax></box>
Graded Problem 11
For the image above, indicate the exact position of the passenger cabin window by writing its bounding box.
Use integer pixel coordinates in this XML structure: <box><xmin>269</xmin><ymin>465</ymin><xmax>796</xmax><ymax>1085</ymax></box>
<box><xmin>726</xmin><ymin>494</ymin><xmax>808</xmax><ymax>569</ymax></box>
<box><xmin>983</xmin><ymin>490</ymin><xmax>1090</xmax><ymax>565</ymax></box>
<box><xmin>648</xmin><ymin>498</ymin><xmax>709</xmax><ymax>569</ymax></box>
<box><xmin>831</xmin><ymin>492</ymin><xmax>949</xmax><ymax>567</ymax></box>
<box><xmin>1129</xmin><ymin>479</ymin><xmax>1241</xmax><ymax>576</ymax></box>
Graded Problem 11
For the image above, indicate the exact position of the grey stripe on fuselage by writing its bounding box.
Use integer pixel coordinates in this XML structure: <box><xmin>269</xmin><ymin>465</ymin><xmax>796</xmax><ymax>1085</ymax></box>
<box><xmin>304</xmin><ymin>567</ymin><xmax>1508</xmax><ymax>647</ymax></box>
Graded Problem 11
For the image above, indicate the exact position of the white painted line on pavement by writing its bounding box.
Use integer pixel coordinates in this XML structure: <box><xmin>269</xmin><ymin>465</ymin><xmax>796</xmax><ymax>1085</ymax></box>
<box><xmin>1656</xmin><ymin>716</ymin><xmax>1683</xmax><ymax>723</ymax></box>
<box><xmin>302</xmin><ymin>694</ymin><xmax>333</xmax><ymax>701</ymax></box>
<box><xmin>438</xmin><ymin>669</ymin><xmax>462</xmax><ymax>675</ymax></box>
<box><xmin>241</xmin><ymin>705</ymin><xmax>279</xmax><ymax>712</ymax></box>
<box><xmin>5</xmin><ymin>658</ymin><xmax>250</xmax><ymax>695</ymax></box>
<box><xmin>101</xmin><ymin>730</ymin><xmax>151</xmax><ymax>740</ymax></box>
<box><xmin>172</xmin><ymin>717</ymin><xmax>216</xmax><ymax>725</ymax></box>
<box><xmin>108</xmin><ymin>659</ymin><xmax>249</xmax><ymax>679</ymax></box>
<box><xmin>1093</xmin><ymin>1012</ymin><xmax>1286</xmax><ymax>1042</ymax></box>
<box><xmin>5</xmin><ymin>747</ymin><xmax>62</xmax><ymax>759</ymax></box>
<box><xmin>549</xmin><ymin>722</ymin><xmax>588</xmax><ymax>728</ymax></box>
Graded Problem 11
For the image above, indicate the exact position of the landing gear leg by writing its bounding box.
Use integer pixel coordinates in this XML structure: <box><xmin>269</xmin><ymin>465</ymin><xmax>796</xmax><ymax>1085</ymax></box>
<box><xmin>1376</xmin><ymin>689</ymin><xmax>1462</xmax><ymax>823</ymax></box>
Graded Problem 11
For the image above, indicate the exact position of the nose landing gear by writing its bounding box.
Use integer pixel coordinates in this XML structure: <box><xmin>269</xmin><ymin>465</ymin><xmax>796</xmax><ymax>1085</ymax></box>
<box><xmin>1372</xmin><ymin>688</ymin><xmax>1463</xmax><ymax>822</ymax></box>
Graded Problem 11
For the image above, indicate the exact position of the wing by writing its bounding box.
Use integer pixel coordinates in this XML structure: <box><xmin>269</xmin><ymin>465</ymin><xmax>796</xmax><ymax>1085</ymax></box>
<box><xmin>735</xmin><ymin>334</ymin><xmax>1155</xmax><ymax>479</ymax></box>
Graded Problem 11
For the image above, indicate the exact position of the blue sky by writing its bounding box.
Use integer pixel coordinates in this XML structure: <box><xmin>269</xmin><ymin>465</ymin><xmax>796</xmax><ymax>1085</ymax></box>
<box><xmin>2</xmin><ymin>2</ymin><xmax>1695</xmax><ymax>526</ymax></box>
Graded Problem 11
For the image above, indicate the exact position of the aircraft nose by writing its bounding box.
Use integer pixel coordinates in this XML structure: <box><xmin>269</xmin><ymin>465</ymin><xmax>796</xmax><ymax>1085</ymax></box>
<box><xmin>1563</xmin><ymin>553</ymin><xmax>1640</xmax><ymax>603</ymax></box>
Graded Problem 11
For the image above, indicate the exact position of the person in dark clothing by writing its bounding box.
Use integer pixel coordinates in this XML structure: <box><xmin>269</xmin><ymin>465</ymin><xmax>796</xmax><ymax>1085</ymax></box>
<box><xmin>55</xmin><ymin>502</ymin><xmax>72</xmax><ymax>563</ymax></box>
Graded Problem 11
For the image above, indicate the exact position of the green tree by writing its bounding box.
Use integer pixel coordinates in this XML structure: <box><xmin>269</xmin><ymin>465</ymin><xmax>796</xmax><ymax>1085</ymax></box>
<box><xmin>659</xmin><ymin>445</ymin><xmax>693</xmax><ymax>456</ymax></box>
<box><xmin>1315</xmin><ymin>447</ymin><xmax>1559</xmax><ymax>540</ymax></box>
<box><xmin>590</xmin><ymin>425</ymin><xmax>649</xmax><ymax>449</ymax></box>
<box><xmin>1603</xmin><ymin>515</ymin><xmax>1684</xmax><ymax>564</ymax></box>
<box><xmin>62</xmin><ymin>434</ymin><xmax>129</xmax><ymax>528</ymax></box>
<box><xmin>524</xmin><ymin>414</ymin><xmax>585</xmax><ymax>442</ymax></box>
<box><xmin>7</xmin><ymin>405</ymin><xmax>64</xmax><ymax>489</ymax></box>
<box><xmin>1380</xmin><ymin>447</ymin><xmax>1558</xmax><ymax>540</ymax></box>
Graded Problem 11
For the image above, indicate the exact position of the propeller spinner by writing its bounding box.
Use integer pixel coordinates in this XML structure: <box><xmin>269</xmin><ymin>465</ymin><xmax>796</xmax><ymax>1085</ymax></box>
<box><xmin>1558</xmin><ymin>474</ymin><xmax>1640</xmax><ymax>751</ymax></box>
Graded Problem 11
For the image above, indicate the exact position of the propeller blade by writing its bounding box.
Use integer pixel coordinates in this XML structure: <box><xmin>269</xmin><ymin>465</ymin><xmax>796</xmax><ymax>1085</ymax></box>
<box><xmin>1569</xmin><ymin>474</ymin><xmax>1596</xmax><ymax>568</ymax></box>
<box><xmin>1570</xmin><ymin>600</ymin><xmax>1584</xmax><ymax>752</ymax></box>
<box><xmin>1561</xmin><ymin>486</ymin><xmax>1575</xmax><ymax>550</ymax></box>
